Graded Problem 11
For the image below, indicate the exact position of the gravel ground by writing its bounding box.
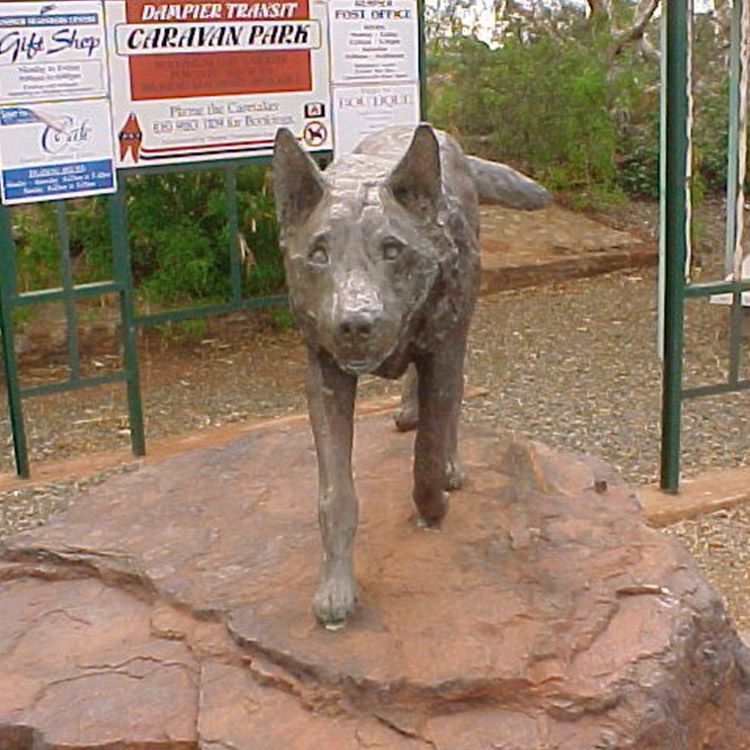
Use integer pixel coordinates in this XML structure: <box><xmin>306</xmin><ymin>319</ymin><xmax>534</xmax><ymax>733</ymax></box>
<box><xmin>1</xmin><ymin>200</ymin><xmax>750</xmax><ymax>631</ymax></box>
<box><xmin>464</xmin><ymin>269</ymin><xmax>750</xmax><ymax>485</ymax></box>
<box><xmin>664</xmin><ymin>506</ymin><xmax>750</xmax><ymax>637</ymax></box>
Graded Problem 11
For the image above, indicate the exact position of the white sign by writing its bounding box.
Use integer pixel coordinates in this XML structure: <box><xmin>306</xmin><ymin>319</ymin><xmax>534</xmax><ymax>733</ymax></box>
<box><xmin>0</xmin><ymin>0</ymin><xmax>424</xmax><ymax>204</ymax></box>
<box><xmin>0</xmin><ymin>99</ymin><xmax>116</xmax><ymax>204</ymax></box>
<box><xmin>0</xmin><ymin>1</ymin><xmax>116</xmax><ymax>205</ymax></box>
<box><xmin>113</xmin><ymin>19</ymin><xmax>322</xmax><ymax>54</ymax></box>
<box><xmin>0</xmin><ymin>1</ymin><xmax>109</xmax><ymax>103</ymax></box>
<box><xmin>329</xmin><ymin>0</ymin><xmax>420</xmax><ymax>153</ymax></box>
<box><xmin>332</xmin><ymin>83</ymin><xmax>419</xmax><ymax>153</ymax></box>
<box><xmin>329</xmin><ymin>0</ymin><xmax>419</xmax><ymax>84</ymax></box>
<box><xmin>105</xmin><ymin>0</ymin><xmax>333</xmax><ymax>167</ymax></box>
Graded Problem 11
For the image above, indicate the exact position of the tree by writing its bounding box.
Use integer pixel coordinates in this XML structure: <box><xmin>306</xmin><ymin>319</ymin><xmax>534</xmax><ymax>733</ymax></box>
<box><xmin>427</xmin><ymin>0</ymin><xmax>734</xmax><ymax>198</ymax></box>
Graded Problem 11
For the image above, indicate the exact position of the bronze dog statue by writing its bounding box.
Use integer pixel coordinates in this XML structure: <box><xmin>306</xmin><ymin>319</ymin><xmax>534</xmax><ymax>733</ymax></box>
<box><xmin>273</xmin><ymin>124</ymin><xmax>482</xmax><ymax>628</ymax></box>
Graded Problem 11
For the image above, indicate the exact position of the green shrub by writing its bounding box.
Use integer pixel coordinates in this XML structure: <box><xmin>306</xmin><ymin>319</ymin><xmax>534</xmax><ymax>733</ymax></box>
<box><xmin>427</xmin><ymin>18</ymin><xmax>731</xmax><ymax>202</ymax></box>
<box><xmin>10</xmin><ymin>164</ymin><xmax>283</xmax><ymax>307</ymax></box>
<box><xmin>429</xmin><ymin>35</ymin><xmax>627</xmax><ymax>193</ymax></box>
<box><xmin>127</xmin><ymin>165</ymin><xmax>282</xmax><ymax>306</ymax></box>
<box><xmin>616</xmin><ymin>109</ymin><xmax>661</xmax><ymax>198</ymax></box>
<box><xmin>12</xmin><ymin>205</ymin><xmax>61</xmax><ymax>291</ymax></box>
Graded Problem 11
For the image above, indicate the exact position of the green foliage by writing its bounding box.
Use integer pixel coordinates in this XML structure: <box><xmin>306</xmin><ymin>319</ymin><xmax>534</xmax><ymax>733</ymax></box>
<box><xmin>10</xmin><ymin>165</ymin><xmax>283</xmax><ymax>307</ymax></box>
<box><xmin>155</xmin><ymin>318</ymin><xmax>209</xmax><ymax>342</ymax></box>
<box><xmin>692</xmin><ymin>78</ymin><xmax>730</xmax><ymax>196</ymax></box>
<box><xmin>240</xmin><ymin>172</ymin><xmax>285</xmax><ymax>297</ymax></box>
<box><xmin>11</xmin><ymin>198</ymin><xmax>112</xmax><ymax>292</ymax></box>
<box><xmin>429</xmin><ymin>33</ymin><xmax>635</xmax><ymax>194</ymax></box>
<box><xmin>127</xmin><ymin>165</ymin><xmax>282</xmax><ymax>306</ymax></box>
<box><xmin>428</xmin><ymin>8</ymin><xmax>730</xmax><ymax>203</ymax></box>
<box><xmin>11</xmin><ymin>306</ymin><xmax>34</xmax><ymax>328</ymax></box>
<box><xmin>13</xmin><ymin>205</ymin><xmax>64</xmax><ymax>291</ymax></box>
<box><xmin>269</xmin><ymin>305</ymin><xmax>294</xmax><ymax>332</ymax></box>
<box><xmin>127</xmin><ymin>171</ymin><xmax>228</xmax><ymax>305</ymax></box>
<box><xmin>691</xmin><ymin>13</ymin><xmax>731</xmax><ymax>195</ymax></box>
<box><xmin>68</xmin><ymin>198</ymin><xmax>113</xmax><ymax>281</ymax></box>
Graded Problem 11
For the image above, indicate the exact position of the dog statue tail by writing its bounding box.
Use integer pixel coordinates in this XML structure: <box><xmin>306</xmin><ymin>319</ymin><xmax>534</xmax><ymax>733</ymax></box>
<box><xmin>467</xmin><ymin>156</ymin><xmax>552</xmax><ymax>211</ymax></box>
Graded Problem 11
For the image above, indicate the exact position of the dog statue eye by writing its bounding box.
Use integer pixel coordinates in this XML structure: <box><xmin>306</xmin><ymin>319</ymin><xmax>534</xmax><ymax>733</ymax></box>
<box><xmin>382</xmin><ymin>239</ymin><xmax>403</xmax><ymax>261</ymax></box>
<box><xmin>308</xmin><ymin>244</ymin><xmax>329</xmax><ymax>266</ymax></box>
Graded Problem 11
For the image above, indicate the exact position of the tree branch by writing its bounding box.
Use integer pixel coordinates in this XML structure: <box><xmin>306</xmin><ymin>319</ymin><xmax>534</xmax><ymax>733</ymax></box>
<box><xmin>586</xmin><ymin>0</ymin><xmax>612</xmax><ymax>22</ymax></box>
<box><xmin>611</xmin><ymin>0</ymin><xmax>661</xmax><ymax>56</ymax></box>
<box><xmin>637</xmin><ymin>33</ymin><xmax>661</xmax><ymax>63</ymax></box>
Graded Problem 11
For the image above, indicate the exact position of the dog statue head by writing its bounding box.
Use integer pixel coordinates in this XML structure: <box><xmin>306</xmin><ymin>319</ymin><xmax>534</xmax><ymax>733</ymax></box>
<box><xmin>273</xmin><ymin>125</ymin><xmax>448</xmax><ymax>376</ymax></box>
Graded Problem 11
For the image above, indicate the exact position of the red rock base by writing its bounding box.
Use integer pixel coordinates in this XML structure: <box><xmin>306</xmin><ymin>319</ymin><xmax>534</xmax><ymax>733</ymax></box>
<box><xmin>1</xmin><ymin>415</ymin><xmax>749</xmax><ymax>749</ymax></box>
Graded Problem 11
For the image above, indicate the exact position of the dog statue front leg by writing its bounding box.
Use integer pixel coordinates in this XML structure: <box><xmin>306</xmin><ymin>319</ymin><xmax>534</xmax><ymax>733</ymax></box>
<box><xmin>306</xmin><ymin>348</ymin><xmax>359</xmax><ymax>629</ymax></box>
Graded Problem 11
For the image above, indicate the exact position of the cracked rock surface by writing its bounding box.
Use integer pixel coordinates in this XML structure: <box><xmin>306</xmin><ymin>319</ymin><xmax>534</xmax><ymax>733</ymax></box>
<box><xmin>1</xmin><ymin>415</ymin><xmax>749</xmax><ymax>749</ymax></box>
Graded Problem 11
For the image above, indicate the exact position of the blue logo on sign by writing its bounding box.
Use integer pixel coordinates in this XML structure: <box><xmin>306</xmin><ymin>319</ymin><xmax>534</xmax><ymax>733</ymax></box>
<box><xmin>0</xmin><ymin>108</ymin><xmax>40</xmax><ymax>126</ymax></box>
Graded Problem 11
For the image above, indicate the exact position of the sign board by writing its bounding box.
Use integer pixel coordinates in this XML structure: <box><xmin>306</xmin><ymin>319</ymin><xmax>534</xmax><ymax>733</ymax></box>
<box><xmin>0</xmin><ymin>0</ymin><xmax>422</xmax><ymax>203</ymax></box>
<box><xmin>0</xmin><ymin>1</ymin><xmax>109</xmax><ymax>102</ymax></box>
<box><xmin>0</xmin><ymin>1</ymin><xmax>116</xmax><ymax>204</ymax></box>
<box><xmin>328</xmin><ymin>0</ymin><xmax>420</xmax><ymax>154</ymax></box>
<box><xmin>0</xmin><ymin>100</ymin><xmax>117</xmax><ymax>204</ymax></box>
<box><xmin>105</xmin><ymin>0</ymin><xmax>333</xmax><ymax>167</ymax></box>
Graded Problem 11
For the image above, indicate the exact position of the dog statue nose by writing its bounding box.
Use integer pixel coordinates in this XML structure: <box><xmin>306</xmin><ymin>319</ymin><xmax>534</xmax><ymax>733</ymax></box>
<box><xmin>338</xmin><ymin>311</ymin><xmax>379</xmax><ymax>340</ymax></box>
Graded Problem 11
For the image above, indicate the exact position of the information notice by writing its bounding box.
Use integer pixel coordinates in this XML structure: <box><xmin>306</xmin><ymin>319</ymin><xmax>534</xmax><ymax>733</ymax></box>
<box><xmin>0</xmin><ymin>0</ymin><xmax>422</xmax><ymax>204</ymax></box>
<box><xmin>105</xmin><ymin>0</ymin><xmax>333</xmax><ymax>167</ymax></box>
<box><xmin>328</xmin><ymin>0</ymin><xmax>420</xmax><ymax>154</ymax></box>
<box><xmin>0</xmin><ymin>1</ymin><xmax>117</xmax><ymax>204</ymax></box>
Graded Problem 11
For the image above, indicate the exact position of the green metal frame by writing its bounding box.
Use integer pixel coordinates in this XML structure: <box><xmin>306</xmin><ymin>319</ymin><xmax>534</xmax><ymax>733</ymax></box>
<box><xmin>660</xmin><ymin>0</ymin><xmax>749</xmax><ymax>491</ymax></box>
<box><xmin>0</xmin><ymin>205</ymin><xmax>28</xmax><ymax>477</ymax></box>
<box><xmin>1</xmin><ymin>0</ymin><xmax>429</xmax><ymax>479</ymax></box>
<box><xmin>417</xmin><ymin>0</ymin><xmax>429</xmax><ymax>120</ymax></box>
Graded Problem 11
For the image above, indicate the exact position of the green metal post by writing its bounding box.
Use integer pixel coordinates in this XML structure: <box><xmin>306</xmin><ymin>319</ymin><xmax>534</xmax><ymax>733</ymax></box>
<box><xmin>725</xmin><ymin>0</ymin><xmax>745</xmax><ymax>277</ymax></box>
<box><xmin>660</xmin><ymin>0</ymin><xmax>691</xmax><ymax>492</ymax></box>
<box><xmin>417</xmin><ymin>0</ymin><xmax>428</xmax><ymax>121</ymax></box>
<box><xmin>225</xmin><ymin>166</ymin><xmax>243</xmax><ymax>302</ymax></box>
<box><xmin>0</xmin><ymin>205</ymin><xmax>30</xmax><ymax>477</ymax></box>
<box><xmin>729</xmin><ymin>291</ymin><xmax>743</xmax><ymax>385</ymax></box>
<box><xmin>108</xmin><ymin>186</ymin><xmax>146</xmax><ymax>456</ymax></box>
<box><xmin>657</xmin><ymin>8</ymin><xmax>667</xmax><ymax>359</ymax></box>
<box><xmin>55</xmin><ymin>202</ymin><xmax>81</xmax><ymax>382</ymax></box>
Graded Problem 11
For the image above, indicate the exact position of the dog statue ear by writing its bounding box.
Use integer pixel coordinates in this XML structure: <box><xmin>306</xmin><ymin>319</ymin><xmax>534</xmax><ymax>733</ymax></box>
<box><xmin>387</xmin><ymin>124</ymin><xmax>442</xmax><ymax>218</ymax></box>
<box><xmin>273</xmin><ymin>128</ymin><xmax>327</xmax><ymax>232</ymax></box>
